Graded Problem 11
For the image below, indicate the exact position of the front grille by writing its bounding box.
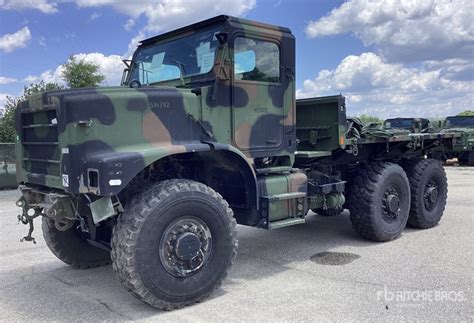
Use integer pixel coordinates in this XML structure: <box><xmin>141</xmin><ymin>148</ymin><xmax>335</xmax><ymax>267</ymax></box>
<box><xmin>21</xmin><ymin>105</ymin><xmax>61</xmax><ymax>176</ymax></box>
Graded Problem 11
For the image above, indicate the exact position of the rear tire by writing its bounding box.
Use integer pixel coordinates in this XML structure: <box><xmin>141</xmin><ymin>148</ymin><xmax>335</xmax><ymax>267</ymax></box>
<box><xmin>346</xmin><ymin>162</ymin><xmax>410</xmax><ymax>242</ymax></box>
<box><xmin>111</xmin><ymin>179</ymin><xmax>237</xmax><ymax>310</ymax></box>
<box><xmin>404</xmin><ymin>159</ymin><xmax>447</xmax><ymax>229</ymax></box>
<box><xmin>42</xmin><ymin>217</ymin><xmax>111</xmax><ymax>269</ymax></box>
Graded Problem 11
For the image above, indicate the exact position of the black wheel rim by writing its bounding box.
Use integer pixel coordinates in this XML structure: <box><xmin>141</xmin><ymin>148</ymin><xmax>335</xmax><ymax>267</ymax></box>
<box><xmin>423</xmin><ymin>180</ymin><xmax>439</xmax><ymax>211</ymax></box>
<box><xmin>159</xmin><ymin>216</ymin><xmax>212</xmax><ymax>278</ymax></box>
<box><xmin>382</xmin><ymin>186</ymin><xmax>401</xmax><ymax>222</ymax></box>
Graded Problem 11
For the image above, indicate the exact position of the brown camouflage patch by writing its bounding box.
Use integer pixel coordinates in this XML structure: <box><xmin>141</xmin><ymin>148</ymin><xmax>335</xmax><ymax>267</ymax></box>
<box><xmin>142</xmin><ymin>111</ymin><xmax>172</xmax><ymax>146</ymax></box>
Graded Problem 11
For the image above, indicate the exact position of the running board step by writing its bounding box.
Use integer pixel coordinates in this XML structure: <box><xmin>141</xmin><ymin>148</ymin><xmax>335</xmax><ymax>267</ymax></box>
<box><xmin>260</xmin><ymin>192</ymin><xmax>307</xmax><ymax>229</ymax></box>
<box><xmin>268</xmin><ymin>217</ymin><xmax>305</xmax><ymax>229</ymax></box>
<box><xmin>261</xmin><ymin>192</ymin><xmax>306</xmax><ymax>202</ymax></box>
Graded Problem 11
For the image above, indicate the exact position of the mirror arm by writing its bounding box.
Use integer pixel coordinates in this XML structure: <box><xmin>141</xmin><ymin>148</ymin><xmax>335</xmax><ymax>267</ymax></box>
<box><xmin>210</xmin><ymin>45</ymin><xmax>228</xmax><ymax>102</ymax></box>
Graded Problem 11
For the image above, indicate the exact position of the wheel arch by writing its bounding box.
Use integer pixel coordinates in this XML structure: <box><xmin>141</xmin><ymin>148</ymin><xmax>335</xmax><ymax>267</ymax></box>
<box><xmin>117</xmin><ymin>143</ymin><xmax>258</xmax><ymax>211</ymax></box>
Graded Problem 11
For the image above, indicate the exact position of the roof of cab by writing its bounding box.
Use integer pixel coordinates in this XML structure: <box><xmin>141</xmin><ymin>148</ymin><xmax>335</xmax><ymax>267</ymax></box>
<box><xmin>139</xmin><ymin>15</ymin><xmax>292</xmax><ymax>46</ymax></box>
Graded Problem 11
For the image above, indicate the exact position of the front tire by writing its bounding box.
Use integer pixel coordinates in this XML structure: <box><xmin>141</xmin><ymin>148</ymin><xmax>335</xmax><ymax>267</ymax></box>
<box><xmin>111</xmin><ymin>179</ymin><xmax>237</xmax><ymax>310</ymax></box>
<box><xmin>42</xmin><ymin>217</ymin><xmax>111</xmax><ymax>269</ymax></box>
<box><xmin>346</xmin><ymin>162</ymin><xmax>410</xmax><ymax>242</ymax></box>
<box><xmin>404</xmin><ymin>159</ymin><xmax>447</xmax><ymax>229</ymax></box>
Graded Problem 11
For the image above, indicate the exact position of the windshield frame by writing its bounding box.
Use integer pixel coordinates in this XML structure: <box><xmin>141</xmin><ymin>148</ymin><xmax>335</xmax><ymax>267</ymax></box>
<box><xmin>385</xmin><ymin>119</ymin><xmax>414</xmax><ymax>129</ymax></box>
<box><xmin>445</xmin><ymin>116</ymin><xmax>474</xmax><ymax>128</ymax></box>
<box><xmin>127</xmin><ymin>25</ymin><xmax>223</xmax><ymax>87</ymax></box>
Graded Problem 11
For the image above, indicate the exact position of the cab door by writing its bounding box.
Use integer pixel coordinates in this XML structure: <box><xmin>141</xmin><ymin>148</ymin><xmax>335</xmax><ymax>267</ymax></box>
<box><xmin>231</xmin><ymin>36</ymin><xmax>285</xmax><ymax>156</ymax></box>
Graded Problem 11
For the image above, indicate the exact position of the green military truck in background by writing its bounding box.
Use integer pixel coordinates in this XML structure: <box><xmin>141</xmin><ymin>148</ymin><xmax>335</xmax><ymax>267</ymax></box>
<box><xmin>0</xmin><ymin>143</ymin><xmax>16</xmax><ymax>189</ymax></box>
<box><xmin>384</xmin><ymin>117</ymin><xmax>431</xmax><ymax>133</ymax></box>
<box><xmin>440</xmin><ymin>116</ymin><xmax>474</xmax><ymax>166</ymax></box>
<box><xmin>14</xmin><ymin>16</ymin><xmax>459</xmax><ymax>309</ymax></box>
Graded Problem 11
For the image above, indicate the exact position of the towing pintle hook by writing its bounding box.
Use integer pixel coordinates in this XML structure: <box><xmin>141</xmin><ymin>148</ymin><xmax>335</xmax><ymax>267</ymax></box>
<box><xmin>16</xmin><ymin>197</ymin><xmax>42</xmax><ymax>244</ymax></box>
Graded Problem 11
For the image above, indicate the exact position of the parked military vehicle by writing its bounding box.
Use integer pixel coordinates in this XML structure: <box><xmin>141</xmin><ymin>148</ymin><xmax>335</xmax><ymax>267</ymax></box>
<box><xmin>0</xmin><ymin>143</ymin><xmax>16</xmax><ymax>189</ymax></box>
<box><xmin>14</xmin><ymin>16</ymin><xmax>459</xmax><ymax>309</ymax></box>
<box><xmin>440</xmin><ymin>116</ymin><xmax>474</xmax><ymax>165</ymax></box>
<box><xmin>384</xmin><ymin>117</ymin><xmax>431</xmax><ymax>133</ymax></box>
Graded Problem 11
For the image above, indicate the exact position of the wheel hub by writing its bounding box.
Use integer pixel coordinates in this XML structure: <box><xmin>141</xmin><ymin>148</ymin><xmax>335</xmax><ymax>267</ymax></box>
<box><xmin>159</xmin><ymin>217</ymin><xmax>212</xmax><ymax>278</ymax></box>
<box><xmin>426</xmin><ymin>186</ymin><xmax>438</xmax><ymax>204</ymax></box>
<box><xmin>175</xmin><ymin>232</ymin><xmax>202</xmax><ymax>261</ymax></box>
<box><xmin>382</xmin><ymin>187</ymin><xmax>400</xmax><ymax>220</ymax></box>
<box><xmin>423</xmin><ymin>181</ymin><xmax>439</xmax><ymax>211</ymax></box>
<box><xmin>387</xmin><ymin>194</ymin><xmax>400</xmax><ymax>213</ymax></box>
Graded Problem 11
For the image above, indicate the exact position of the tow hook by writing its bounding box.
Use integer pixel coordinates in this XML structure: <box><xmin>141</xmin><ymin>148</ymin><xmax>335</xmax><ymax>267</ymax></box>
<box><xmin>16</xmin><ymin>197</ymin><xmax>44</xmax><ymax>244</ymax></box>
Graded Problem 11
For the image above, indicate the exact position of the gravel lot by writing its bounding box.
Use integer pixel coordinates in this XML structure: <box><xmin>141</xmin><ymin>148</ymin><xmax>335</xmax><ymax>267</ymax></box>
<box><xmin>0</xmin><ymin>167</ymin><xmax>472</xmax><ymax>321</ymax></box>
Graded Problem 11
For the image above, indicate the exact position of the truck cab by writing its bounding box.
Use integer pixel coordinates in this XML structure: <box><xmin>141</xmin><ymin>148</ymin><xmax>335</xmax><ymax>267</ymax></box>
<box><xmin>384</xmin><ymin>117</ymin><xmax>431</xmax><ymax>133</ymax></box>
<box><xmin>441</xmin><ymin>115</ymin><xmax>474</xmax><ymax>165</ymax></box>
<box><xmin>122</xmin><ymin>15</ymin><xmax>296</xmax><ymax>163</ymax></box>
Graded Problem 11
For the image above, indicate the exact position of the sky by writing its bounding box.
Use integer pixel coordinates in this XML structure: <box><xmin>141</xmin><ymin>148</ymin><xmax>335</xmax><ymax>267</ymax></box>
<box><xmin>0</xmin><ymin>0</ymin><xmax>472</xmax><ymax>118</ymax></box>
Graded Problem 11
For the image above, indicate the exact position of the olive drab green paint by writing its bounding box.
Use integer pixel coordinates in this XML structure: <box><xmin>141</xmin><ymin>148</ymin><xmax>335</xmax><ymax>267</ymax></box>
<box><xmin>0</xmin><ymin>143</ymin><xmax>16</xmax><ymax>189</ymax></box>
<box><xmin>14</xmin><ymin>15</ymin><xmax>461</xmax><ymax>230</ymax></box>
<box><xmin>439</xmin><ymin>116</ymin><xmax>474</xmax><ymax>164</ymax></box>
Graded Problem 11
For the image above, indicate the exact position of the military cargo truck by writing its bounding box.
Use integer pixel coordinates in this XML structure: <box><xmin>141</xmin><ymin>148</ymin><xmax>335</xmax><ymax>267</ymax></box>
<box><xmin>0</xmin><ymin>143</ymin><xmax>16</xmax><ymax>189</ymax></box>
<box><xmin>384</xmin><ymin>117</ymin><xmax>431</xmax><ymax>133</ymax></box>
<box><xmin>441</xmin><ymin>116</ymin><xmax>474</xmax><ymax>165</ymax></box>
<box><xmin>14</xmin><ymin>16</ymin><xmax>458</xmax><ymax>309</ymax></box>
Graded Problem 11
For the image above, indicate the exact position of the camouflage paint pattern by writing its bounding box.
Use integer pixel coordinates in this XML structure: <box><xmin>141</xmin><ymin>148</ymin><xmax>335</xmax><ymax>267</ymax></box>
<box><xmin>14</xmin><ymin>15</ymin><xmax>461</xmax><ymax>228</ymax></box>
<box><xmin>15</xmin><ymin>16</ymin><xmax>296</xmax><ymax>201</ymax></box>
<box><xmin>258</xmin><ymin>171</ymin><xmax>307</xmax><ymax>226</ymax></box>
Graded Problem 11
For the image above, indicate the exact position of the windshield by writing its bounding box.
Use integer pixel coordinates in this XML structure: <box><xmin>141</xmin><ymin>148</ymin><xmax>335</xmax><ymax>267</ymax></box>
<box><xmin>385</xmin><ymin>119</ymin><xmax>413</xmax><ymax>129</ymax></box>
<box><xmin>129</xmin><ymin>27</ymin><xmax>221</xmax><ymax>85</ymax></box>
<box><xmin>445</xmin><ymin>116</ymin><xmax>474</xmax><ymax>128</ymax></box>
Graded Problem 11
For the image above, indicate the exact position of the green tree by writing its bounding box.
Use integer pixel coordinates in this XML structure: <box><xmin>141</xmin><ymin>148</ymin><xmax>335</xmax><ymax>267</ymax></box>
<box><xmin>457</xmin><ymin>110</ymin><xmax>474</xmax><ymax>116</ymax></box>
<box><xmin>61</xmin><ymin>56</ymin><xmax>104</xmax><ymax>88</ymax></box>
<box><xmin>357</xmin><ymin>114</ymin><xmax>383</xmax><ymax>124</ymax></box>
<box><xmin>0</xmin><ymin>81</ymin><xmax>62</xmax><ymax>143</ymax></box>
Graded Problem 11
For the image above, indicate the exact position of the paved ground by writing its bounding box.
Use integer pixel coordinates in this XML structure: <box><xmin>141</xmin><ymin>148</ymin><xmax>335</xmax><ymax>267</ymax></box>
<box><xmin>0</xmin><ymin>167</ymin><xmax>472</xmax><ymax>321</ymax></box>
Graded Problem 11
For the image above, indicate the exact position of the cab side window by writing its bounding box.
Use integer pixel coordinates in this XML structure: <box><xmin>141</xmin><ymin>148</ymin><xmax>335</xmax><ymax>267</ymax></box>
<box><xmin>234</xmin><ymin>37</ymin><xmax>280</xmax><ymax>83</ymax></box>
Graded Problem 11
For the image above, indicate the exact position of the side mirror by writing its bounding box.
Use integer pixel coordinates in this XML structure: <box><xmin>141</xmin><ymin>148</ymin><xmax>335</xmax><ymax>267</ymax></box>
<box><xmin>121</xmin><ymin>59</ymin><xmax>132</xmax><ymax>86</ymax></box>
<box><xmin>121</xmin><ymin>68</ymin><xmax>130</xmax><ymax>86</ymax></box>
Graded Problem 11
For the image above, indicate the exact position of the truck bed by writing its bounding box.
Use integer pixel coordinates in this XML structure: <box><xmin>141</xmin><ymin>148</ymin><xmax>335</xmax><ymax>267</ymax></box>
<box><xmin>295</xmin><ymin>95</ymin><xmax>460</xmax><ymax>163</ymax></box>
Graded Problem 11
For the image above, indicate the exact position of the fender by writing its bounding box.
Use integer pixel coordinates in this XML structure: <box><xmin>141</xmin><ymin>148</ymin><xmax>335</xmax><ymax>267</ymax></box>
<box><xmin>65</xmin><ymin>140</ymin><xmax>258</xmax><ymax>208</ymax></box>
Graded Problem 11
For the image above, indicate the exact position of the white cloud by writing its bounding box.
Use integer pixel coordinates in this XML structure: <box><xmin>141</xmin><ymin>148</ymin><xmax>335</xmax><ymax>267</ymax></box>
<box><xmin>0</xmin><ymin>27</ymin><xmax>32</xmax><ymax>53</ymax></box>
<box><xmin>90</xmin><ymin>11</ymin><xmax>102</xmax><ymax>20</ymax></box>
<box><xmin>73</xmin><ymin>53</ymin><xmax>124</xmax><ymax>85</ymax></box>
<box><xmin>75</xmin><ymin>0</ymin><xmax>256</xmax><ymax>56</ymax></box>
<box><xmin>305</xmin><ymin>0</ymin><xmax>474</xmax><ymax>63</ymax></box>
<box><xmin>23</xmin><ymin>66</ymin><xmax>64</xmax><ymax>85</ymax></box>
<box><xmin>125</xmin><ymin>31</ymin><xmax>145</xmax><ymax>59</ymax></box>
<box><xmin>0</xmin><ymin>76</ymin><xmax>18</xmax><ymax>84</ymax></box>
<box><xmin>38</xmin><ymin>35</ymin><xmax>46</xmax><ymax>47</ymax></box>
<box><xmin>296</xmin><ymin>52</ymin><xmax>474</xmax><ymax>118</ymax></box>
<box><xmin>23</xmin><ymin>52</ymin><xmax>125</xmax><ymax>87</ymax></box>
<box><xmin>0</xmin><ymin>93</ymin><xmax>10</xmax><ymax>109</ymax></box>
<box><xmin>0</xmin><ymin>0</ymin><xmax>58</xmax><ymax>14</ymax></box>
<box><xmin>124</xmin><ymin>18</ymin><xmax>135</xmax><ymax>31</ymax></box>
